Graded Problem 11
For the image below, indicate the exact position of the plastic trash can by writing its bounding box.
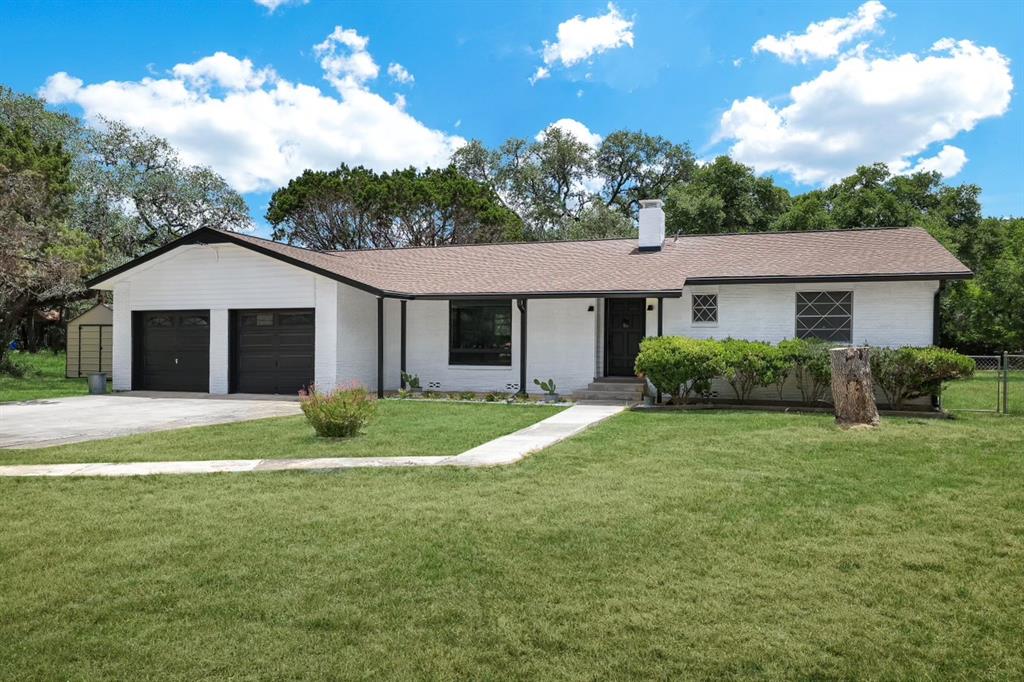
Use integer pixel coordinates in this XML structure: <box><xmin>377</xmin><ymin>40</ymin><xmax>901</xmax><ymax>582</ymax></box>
<box><xmin>88</xmin><ymin>372</ymin><xmax>107</xmax><ymax>395</ymax></box>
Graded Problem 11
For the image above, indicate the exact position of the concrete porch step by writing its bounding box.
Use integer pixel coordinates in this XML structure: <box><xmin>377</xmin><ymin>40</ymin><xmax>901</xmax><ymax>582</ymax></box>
<box><xmin>572</xmin><ymin>391</ymin><xmax>642</xmax><ymax>402</ymax></box>
<box><xmin>571</xmin><ymin>376</ymin><xmax>645</xmax><ymax>402</ymax></box>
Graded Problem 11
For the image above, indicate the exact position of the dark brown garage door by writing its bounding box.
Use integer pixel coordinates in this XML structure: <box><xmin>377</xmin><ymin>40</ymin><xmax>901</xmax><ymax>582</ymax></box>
<box><xmin>134</xmin><ymin>310</ymin><xmax>210</xmax><ymax>391</ymax></box>
<box><xmin>232</xmin><ymin>309</ymin><xmax>314</xmax><ymax>395</ymax></box>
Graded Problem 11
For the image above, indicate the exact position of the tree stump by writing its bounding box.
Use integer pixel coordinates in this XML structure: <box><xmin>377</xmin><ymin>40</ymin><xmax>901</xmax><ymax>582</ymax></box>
<box><xmin>829</xmin><ymin>347</ymin><xmax>880</xmax><ymax>428</ymax></box>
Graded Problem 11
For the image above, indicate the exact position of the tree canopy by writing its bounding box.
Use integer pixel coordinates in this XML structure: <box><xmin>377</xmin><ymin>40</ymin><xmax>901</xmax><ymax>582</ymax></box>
<box><xmin>0</xmin><ymin>86</ymin><xmax>252</xmax><ymax>363</ymax></box>
<box><xmin>266</xmin><ymin>164</ymin><xmax>522</xmax><ymax>250</ymax></box>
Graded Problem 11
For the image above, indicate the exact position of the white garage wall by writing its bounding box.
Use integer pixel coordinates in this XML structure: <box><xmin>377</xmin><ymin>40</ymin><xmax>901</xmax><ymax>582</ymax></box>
<box><xmin>106</xmin><ymin>244</ymin><xmax>330</xmax><ymax>393</ymax></box>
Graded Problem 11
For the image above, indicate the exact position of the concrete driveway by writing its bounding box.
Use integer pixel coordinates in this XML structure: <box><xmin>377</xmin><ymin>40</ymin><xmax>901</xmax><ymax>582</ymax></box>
<box><xmin>0</xmin><ymin>393</ymin><xmax>302</xmax><ymax>449</ymax></box>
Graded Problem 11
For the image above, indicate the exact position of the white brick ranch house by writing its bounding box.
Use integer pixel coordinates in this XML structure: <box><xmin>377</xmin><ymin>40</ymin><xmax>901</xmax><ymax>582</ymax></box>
<box><xmin>86</xmin><ymin>201</ymin><xmax>972</xmax><ymax>400</ymax></box>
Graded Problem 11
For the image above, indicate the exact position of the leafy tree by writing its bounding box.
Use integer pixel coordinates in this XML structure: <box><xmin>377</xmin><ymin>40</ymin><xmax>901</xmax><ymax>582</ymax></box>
<box><xmin>941</xmin><ymin>218</ymin><xmax>1024</xmax><ymax>352</ymax></box>
<box><xmin>82</xmin><ymin>119</ymin><xmax>252</xmax><ymax>255</ymax></box>
<box><xmin>0</xmin><ymin>123</ymin><xmax>100</xmax><ymax>369</ymax></box>
<box><xmin>595</xmin><ymin>130</ymin><xmax>695</xmax><ymax>215</ymax></box>
<box><xmin>267</xmin><ymin>164</ymin><xmax>521</xmax><ymax>249</ymax></box>
<box><xmin>664</xmin><ymin>156</ymin><xmax>791</xmax><ymax>234</ymax></box>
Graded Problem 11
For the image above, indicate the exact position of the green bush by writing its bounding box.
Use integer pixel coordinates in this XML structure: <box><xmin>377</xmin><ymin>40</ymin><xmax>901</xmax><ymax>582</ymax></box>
<box><xmin>870</xmin><ymin>346</ymin><xmax>975</xmax><ymax>409</ymax></box>
<box><xmin>299</xmin><ymin>384</ymin><xmax>377</xmax><ymax>437</ymax></box>
<box><xmin>776</xmin><ymin>338</ymin><xmax>834</xmax><ymax>405</ymax></box>
<box><xmin>720</xmin><ymin>338</ymin><xmax>788</xmax><ymax>403</ymax></box>
<box><xmin>635</xmin><ymin>336</ymin><xmax>725</xmax><ymax>404</ymax></box>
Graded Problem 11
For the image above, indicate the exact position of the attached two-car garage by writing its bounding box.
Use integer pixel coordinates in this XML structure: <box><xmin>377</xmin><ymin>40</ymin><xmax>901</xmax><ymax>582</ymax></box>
<box><xmin>132</xmin><ymin>308</ymin><xmax>314</xmax><ymax>395</ymax></box>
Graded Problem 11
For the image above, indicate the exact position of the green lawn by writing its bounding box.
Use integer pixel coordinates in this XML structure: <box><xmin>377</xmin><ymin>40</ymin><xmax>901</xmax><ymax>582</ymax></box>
<box><xmin>1</xmin><ymin>410</ymin><xmax>1021</xmax><ymax>679</ymax></box>
<box><xmin>0</xmin><ymin>351</ymin><xmax>97</xmax><ymax>403</ymax></box>
<box><xmin>943</xmin><ymin>370</ymin><xmax>1024</xmax><ymax>414</ymax></box>
<box><xmin>0</xmin><ymin>401</ymin><xmax>563</xmax><ymax>465</ymax></box>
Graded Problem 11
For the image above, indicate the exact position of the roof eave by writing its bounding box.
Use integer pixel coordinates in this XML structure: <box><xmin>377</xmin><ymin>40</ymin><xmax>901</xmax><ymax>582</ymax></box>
<box><xmin>683</xmin><ymin>271</ymin><xmax>973</xmax><ymax>285</ymax></box>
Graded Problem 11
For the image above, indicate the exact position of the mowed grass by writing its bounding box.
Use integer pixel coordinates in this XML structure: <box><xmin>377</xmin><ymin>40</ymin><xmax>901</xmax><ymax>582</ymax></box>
<box><xmin>944</xmin><ymin>370</ymin><xmax>1024</xmax><ymax>415</ymax></box>
<box><xmin>1</xmin><ymin>410</ymin><xmax>1022</xmax><ymax>679</ymax></box>
<box><xmin>0</xmin><ymin>401</ymin><xmax>563</xmax><ymax>465</ymax></box>
<box><xmin>0</xmin><ymin>351</ymin><xmax>96</xmax><ymax>403</ymax></box>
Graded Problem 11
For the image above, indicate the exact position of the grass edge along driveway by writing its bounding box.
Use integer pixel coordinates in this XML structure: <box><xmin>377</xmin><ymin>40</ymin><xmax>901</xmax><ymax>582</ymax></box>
<box><xmin>0</xmin><ymin>400</ymin><xmax>564</xmax><ymax>465</ymax></box>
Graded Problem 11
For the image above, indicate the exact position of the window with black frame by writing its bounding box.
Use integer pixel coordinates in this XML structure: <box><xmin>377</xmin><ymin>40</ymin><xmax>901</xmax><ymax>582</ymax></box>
<box><xmin>795</xmin><ymin>291</ymin><xmax>852</xmax><ymax>343</ymax></box>
<box><xmin>449</xmin><ymin>300</ymin><xmax>513</xmax><ymax>366</ymax></box>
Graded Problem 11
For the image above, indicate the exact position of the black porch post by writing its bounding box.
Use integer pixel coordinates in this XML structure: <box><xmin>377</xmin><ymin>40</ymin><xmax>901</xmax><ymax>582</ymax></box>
<box><xmin>517</xmin><ymin>298</ymin><xmax>528</xmax><ymax>395</ymax></box>
<box><xmin>657</xmin><ymin>297</ymin><xmax>664</xmax><ymax>404</ymax></box>
<box><xmin>400</xmin><ymin>300</ymin><xmax>407</xmax><ymax>389</ymax></box>
<box><xmin>377</xmin><ymin>296</ymin><xmax>384</xmax><ymax>399</ymax></box>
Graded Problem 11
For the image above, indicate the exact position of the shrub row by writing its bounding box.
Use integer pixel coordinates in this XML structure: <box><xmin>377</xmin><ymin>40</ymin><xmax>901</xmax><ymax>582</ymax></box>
<box><xmin>635</xmin><ymin>337</ymin><xmax>974</xmax><ymax>407</ymax></box>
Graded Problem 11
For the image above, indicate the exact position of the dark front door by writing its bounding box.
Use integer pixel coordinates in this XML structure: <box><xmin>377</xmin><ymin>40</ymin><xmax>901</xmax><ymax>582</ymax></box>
<box><xmin>135</xmin><ymin>310</ymin><xmax>210</xmax><ymax>391</ymax></box>
<box><xmin>233</xmin><ymin>309</ymin><xmax>315</xmax><ymax>395</ymax></box>
<box><xmin>605</xmin><ymin>298</ymin><xmax>646</xmax><ymax>376</ymax></box>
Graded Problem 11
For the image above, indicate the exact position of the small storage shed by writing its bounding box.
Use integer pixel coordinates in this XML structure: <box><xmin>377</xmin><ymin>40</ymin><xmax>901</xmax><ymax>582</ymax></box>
<box><xmin>66</xmin><ymin>303</ymin><xmax>113</xmax><ymax>378</ymax></box>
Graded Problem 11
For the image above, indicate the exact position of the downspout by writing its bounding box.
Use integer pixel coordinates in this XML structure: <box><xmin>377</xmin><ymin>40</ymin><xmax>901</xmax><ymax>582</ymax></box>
<box><xmin>656</xmin><ymin>297</ymin><xmax>663</xmax><ymax>404</ymax></box>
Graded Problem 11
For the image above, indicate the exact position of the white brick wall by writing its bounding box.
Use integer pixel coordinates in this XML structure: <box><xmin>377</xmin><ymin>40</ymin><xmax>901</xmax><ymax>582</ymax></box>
<box><xmin>661</xmin><ymin>280</ymin><xmax>938</xmax><ymax>346</ymax></box>
<box><xmin>336</xmin><ymin>283</ymin><xmax>379</xmax><ymax>390</ymax></box>
<box><xmin>209</xmin><ymin>309</ymin><xmax>229</xmax><ymax>394</ymax></box>
<box><xmin>111</xmin><ymin>282</ymin><xmax>132</xmax><ymax>391</ymax></box>
<box><xmin>314</xmin><ymin>277</ymin><xmax>339</xmax><ymax>391</ymax></box>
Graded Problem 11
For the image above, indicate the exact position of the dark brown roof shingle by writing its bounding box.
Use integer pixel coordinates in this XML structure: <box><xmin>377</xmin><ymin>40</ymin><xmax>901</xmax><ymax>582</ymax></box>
<box><xmin>222</xmin><ymin>226</ymin><xmax>970</xmax><ymax>298</ymax></box>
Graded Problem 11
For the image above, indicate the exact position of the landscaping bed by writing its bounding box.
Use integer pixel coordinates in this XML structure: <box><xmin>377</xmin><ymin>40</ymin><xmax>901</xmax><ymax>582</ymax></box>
<box><xmin>1</xmin><ymin>409</ymin><xmax>1021</xmax><ymax>678</ymax></box>
<box><xmin>0</xmin><ymin>400</ymin><xmax>563</xmax><ymax>466</ymax></box>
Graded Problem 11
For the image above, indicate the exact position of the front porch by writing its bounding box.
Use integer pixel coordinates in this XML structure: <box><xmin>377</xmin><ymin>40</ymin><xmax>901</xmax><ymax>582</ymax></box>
<box><xmin>371</xmin><ymin>294</ymin><xmax>672</xmax><ymax>399</ymax></box>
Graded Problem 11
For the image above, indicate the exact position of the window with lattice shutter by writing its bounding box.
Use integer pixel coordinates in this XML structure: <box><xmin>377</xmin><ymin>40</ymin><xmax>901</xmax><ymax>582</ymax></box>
<box><xmin>796</xmin><ymin>291</ymin><xmax>852</xmax><ymax>343</ymax></box>
<box><xmin>692</xmin><ymin>293</ymin><xmax>718</xmax><ymax>324</ymax></box>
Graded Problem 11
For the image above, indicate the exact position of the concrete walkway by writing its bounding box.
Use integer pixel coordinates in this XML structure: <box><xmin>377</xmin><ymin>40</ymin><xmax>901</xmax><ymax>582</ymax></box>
<box><xmin>0</xmin><ymin>403</ymin><xmax>623</xmax><ymax>477</ymax></box>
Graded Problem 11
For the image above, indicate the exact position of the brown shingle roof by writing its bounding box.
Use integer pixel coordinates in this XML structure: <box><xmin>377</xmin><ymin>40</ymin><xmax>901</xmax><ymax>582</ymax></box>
<box><xmin>88</xmin><ymin>226</ymin><xmax>972</xmax><ymax>296</ymax></box>
<box><xmin>221</xmin><ymin>227</ymin><xmax>970</xmax><ymax>298</ymax></box>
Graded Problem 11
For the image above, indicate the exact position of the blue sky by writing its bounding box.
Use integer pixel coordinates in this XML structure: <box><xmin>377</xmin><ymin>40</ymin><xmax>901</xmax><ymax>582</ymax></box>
<box><xmin>3</xmin><ymin>0</ymin><xmax>1021</xmax><ymax>234</ymax></box>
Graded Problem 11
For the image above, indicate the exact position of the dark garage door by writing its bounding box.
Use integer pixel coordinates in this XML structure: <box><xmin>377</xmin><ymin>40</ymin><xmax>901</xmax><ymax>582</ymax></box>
<box><xmin>233</xmin><ymin>309</ymin><xmax>315</xmax><ymax>395</ymax></box>
<box><xmin>135</xmin><ymin>310</ymin><xmax>210</xmax><ymax>391</ymax></box>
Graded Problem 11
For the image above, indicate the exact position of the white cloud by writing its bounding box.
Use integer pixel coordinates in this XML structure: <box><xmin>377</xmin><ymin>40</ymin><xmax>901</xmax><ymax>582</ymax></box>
<box><xmin>529</xmin><ymin>66</ymin><xmax>550</xmax><ymax>85</ymax></box>
<box><xmin>171</xmin><ymin>52</ymin><xmax>274</xmax><ymax>91</ymax></box>
<box><xmin>536</xmin><ymin>118</ymin><xmax>602</xmax><ymax>148</ymax></box>
<box><xmin>253</xmin><ymin>0</ymin><xmax>308</xmax><ymax>13</ymax></box>
<box><xmin>40</xmin><ymin>27</ymin><xmax>465</xmax><ymax>194</ymax></box>
<box><xmin>314</xmin><ymin>25</ymin><xmax>379</xmax><ymax>91</ymax></box>
<box><xmin>753</xmin><ymin>1</ymin><xmax>889</xmax><ymax>63</ymax></box>
<box><xmin>716</xmin><ymin>39</ymin><xmax>1013</xmax><ymax>184</ymax></box>
<box><xmin>909</xmin><ymin>144</ymin><xmax>968</xmax><ymax>178</ymax></box>
<box><xmin>531</xmin><ymin>3</ymin><xmax>633</xmax><ymax>83</ymax></box>
<box><xmin>387</xmin><ymin>62</ymin><xmax>414</xmax><ymax>85</ymax></box>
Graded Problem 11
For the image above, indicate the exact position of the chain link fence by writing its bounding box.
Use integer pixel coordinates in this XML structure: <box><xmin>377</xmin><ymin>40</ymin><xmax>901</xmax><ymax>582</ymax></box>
<box><xmin>942</xmin><ymin>353</ymin><xmax>1024</xmax><ymax>415</ymax></box>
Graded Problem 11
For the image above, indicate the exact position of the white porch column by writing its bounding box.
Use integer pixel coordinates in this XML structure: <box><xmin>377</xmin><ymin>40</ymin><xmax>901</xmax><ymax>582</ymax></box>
<box><xmin>208</xmin><ymin>309</ymin><xmax>229</xmax><ymax>394</ymax></box>
<box><xmin>112</xmin><ymin>282</ymin><xmax>132</xmax><ymax>391</ymax></box>
<box><xmin>314</xmin><ymin>277</ymin><xmax>339</xmax><ymax>391</ymax></box>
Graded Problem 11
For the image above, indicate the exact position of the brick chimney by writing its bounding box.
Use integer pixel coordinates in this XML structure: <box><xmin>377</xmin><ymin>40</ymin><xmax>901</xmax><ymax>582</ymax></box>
<box><xmin>638</xmin><ymin>199</ymin><xmax>665</xmax><ymax>252</ymax></box>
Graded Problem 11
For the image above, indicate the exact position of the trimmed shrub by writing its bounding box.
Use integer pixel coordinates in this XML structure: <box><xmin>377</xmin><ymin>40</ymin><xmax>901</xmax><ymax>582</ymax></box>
<box><xmin>720</xmin><ymin>338</ymin><xmax>788</xmax><ymax>403</ymax></box>
<box><xmin>777</xmin><ymin>338</ymin><xmax>833</xmax><ymax>405</ymax></box>
<box><xmin>299</xmin><ymin>384</ymin><xmax>377</xmax><ymax>438</ymax></box>
<box><xmin>635</xmin><ymin>336</ymin><xmax>725</xmax><ymax>403</ymax></box>
<box><xmin>870</xmin><ymin>346</ymin><xmax>975</xmax><ymax>409</ymax></box>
